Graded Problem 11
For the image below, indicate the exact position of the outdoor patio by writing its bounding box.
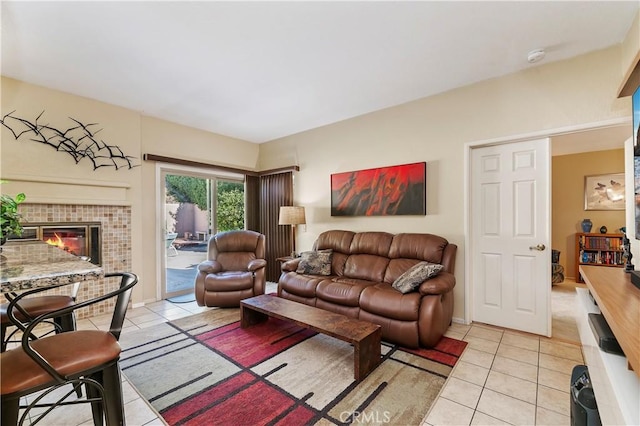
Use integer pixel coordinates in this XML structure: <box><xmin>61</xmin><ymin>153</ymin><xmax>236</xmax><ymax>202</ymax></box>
<box><xmin>166</xmin><ymin>240</ymin><xmax>207</xmax><ymax>295</ymax></box>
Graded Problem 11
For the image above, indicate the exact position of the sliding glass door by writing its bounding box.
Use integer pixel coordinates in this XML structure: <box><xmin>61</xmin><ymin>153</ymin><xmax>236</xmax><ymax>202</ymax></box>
<box><xmin>161</xmin><ymin>168</ymin><xmax>245</xmax><ymax>301</ymax></box>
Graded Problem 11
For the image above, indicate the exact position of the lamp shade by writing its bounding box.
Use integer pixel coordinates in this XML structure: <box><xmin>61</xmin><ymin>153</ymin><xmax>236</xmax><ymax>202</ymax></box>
<box><xmin>278</xmin><ymin>206</ymin><xmax>306</xmax><ymax>225</ymax></box>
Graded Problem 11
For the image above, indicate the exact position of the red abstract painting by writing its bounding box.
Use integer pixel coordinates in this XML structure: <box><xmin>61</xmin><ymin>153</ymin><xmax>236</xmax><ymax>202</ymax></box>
<box><xmin>331</xmin><ymin>162</ymin><xmax>426</xmax><ymax>216</ymax></box>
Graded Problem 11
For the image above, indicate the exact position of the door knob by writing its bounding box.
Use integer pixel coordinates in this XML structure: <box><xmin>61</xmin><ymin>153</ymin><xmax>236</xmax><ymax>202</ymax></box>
<box><xmin>529</xmin><ymin>244</ymin><xmax>546</xmax><ymax>251</ymax></box>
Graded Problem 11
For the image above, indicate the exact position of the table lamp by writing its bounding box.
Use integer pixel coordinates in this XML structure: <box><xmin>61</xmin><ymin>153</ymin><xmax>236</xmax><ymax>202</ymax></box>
<box><xmin>278</xmin><ymin>206</ymin><xmax>306</xmax><ymax>257</ymax></box>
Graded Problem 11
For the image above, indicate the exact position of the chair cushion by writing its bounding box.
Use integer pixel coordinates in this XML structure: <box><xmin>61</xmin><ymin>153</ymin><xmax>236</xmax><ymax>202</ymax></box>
<box><xmin>1</xmin><ymin>330</ymin><xmax>120</xmax><ymax>396</ymax></box>
<box><xmin>392</xmin><ymin>262</ymin><xmax>443</xmax><ymax>294</ymax></box>
<box><xmin>217</xmin><ymin>252</ymin><xmax>256</xmax><ymax>271</ymax></box>
<box><xmin>1</xmin><ymin>296</ymin><xmax>75</xmax><ymax>324</ymax></box>
<box><xmin>204</xmin><ymin>272</ymin><xmax>254</xmax><ymax>291</ymax></box>
<box><xmin>296</xmin><ymin>250</ymin><xmax>333</xmax><ymax>276</ymax></box>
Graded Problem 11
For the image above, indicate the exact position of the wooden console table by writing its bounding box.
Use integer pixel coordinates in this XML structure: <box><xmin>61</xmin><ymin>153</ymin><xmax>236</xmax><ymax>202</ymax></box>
<box><xmin>579</xmin><ymin>266</ymin><xmax>639</xmax><ymax>375</ymax></box>
<box><xmin>578</xmin><ymin>265</ymin><xmax>640</xmax><ymax>425</ymax></box>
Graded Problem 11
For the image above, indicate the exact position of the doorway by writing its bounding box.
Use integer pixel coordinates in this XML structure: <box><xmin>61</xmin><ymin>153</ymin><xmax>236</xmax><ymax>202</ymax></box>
<box><xmin>465</xmin><ymin>119</ymin><xmax>631</xmax><ymax>337</ymax></box>
<box><xmin>160</xmin><ymin>166</ymin><xmax>245</xmax><ymax>301</ymax></box>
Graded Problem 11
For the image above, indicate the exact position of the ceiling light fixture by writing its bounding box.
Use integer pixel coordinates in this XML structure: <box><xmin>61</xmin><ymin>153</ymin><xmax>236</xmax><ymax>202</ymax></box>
<box><xmin>527</xmin><ymin>49</ymin><xmax>546</xmax><ymax>64</ymax></box>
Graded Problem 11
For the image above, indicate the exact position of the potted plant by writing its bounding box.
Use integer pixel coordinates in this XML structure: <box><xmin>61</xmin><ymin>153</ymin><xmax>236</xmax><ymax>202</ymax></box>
<box><xmin>0</xmin><ymin>185</ymin><xmax>26</xmax><ymax>245</ymax></box>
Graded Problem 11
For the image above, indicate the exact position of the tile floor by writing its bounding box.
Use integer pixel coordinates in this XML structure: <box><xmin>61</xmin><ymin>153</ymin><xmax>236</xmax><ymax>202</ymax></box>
<box><xmin>10</xmin><ymin>282</ymin><xmax>584</xmax><ymax>426</ymax></box>
<box><xmin>423</xmin><ymin>321</ymin><xmax>582</xmax><ymax>425</ymax></box>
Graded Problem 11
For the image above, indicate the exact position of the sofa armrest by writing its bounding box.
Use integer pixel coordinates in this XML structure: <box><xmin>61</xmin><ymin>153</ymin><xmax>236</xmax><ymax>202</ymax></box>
<box><xmin>248</xmin><ymin>259</ymin><xmax>267</xmax><ymax>272</ymax></box>
<box><xmin>418</xmin><ymin>272</ymin><xmax>455</xmax><ymax>295</ymax></box>
<box><xmin>281</xmin><ymin>258</ymin><xmax>301</xmax><ymax>272</ymax></box>
<box><xmin>198</xmin><ymin>260</ymin><xmax>222</xmax><ymax>274</ymax></box>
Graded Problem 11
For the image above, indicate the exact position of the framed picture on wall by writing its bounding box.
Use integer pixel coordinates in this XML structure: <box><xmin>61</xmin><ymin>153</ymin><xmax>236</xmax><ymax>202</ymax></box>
<box><xmin>584</xmin><ymin>173</ymin><xmax>625</xmax><ymax>211</ymax></box>
<box><xmin>330</xmin><ymin>162</ymin><xmax>426</xmax><ymax>216</ymax></box>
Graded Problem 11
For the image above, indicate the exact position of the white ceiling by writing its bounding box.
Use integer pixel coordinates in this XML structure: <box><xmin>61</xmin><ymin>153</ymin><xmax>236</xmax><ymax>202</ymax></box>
<box><xmin>551</xmin><ymin>125</ymin><xmax>631</xmax><ymax>156</ymax></box>
<box><xmin>2</xmin><ymin>1</ymin><xmax>638</xmax><ymax>144</ymax></box>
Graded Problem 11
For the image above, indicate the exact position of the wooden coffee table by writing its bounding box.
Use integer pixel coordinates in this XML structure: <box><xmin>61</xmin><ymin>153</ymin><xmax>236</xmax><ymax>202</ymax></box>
<box><xmin>241</xmin><ymin>295</ymin><xmax>381</xmax><ymax>381</ymax></box>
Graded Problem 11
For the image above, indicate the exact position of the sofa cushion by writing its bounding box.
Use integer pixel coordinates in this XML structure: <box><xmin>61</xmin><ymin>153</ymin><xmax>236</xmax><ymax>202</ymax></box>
<box><xmin>384</xmin><ymin>258</ymin><xmax>421</xmax><ymax>284</ymax></box>
<box><xmin>296</xmin><ymin>249</ymin><xmax>333</xmax><ymax>275</ymax></box>
<box><xmin>279</xmin><ymin>273</ymin><xmax>324</xmax><ymax>298</ymax></box>
<box><xmin>388</xmin><ymin>233</ymin><xmax>448</xmax><ymax>264</ymax></box>
<box><xmin>392</xmin><ymin>262</ymin><xmax>443</xmax><ymax>294</ymax></box>
<box><xmin>344</xmin><ymin>254</ymin><xmax>390</xmax><ymax>282</ymax></box>
<box><xmin>349</xmin><ymin>232</ymin><xmax>394</xmax><ymax>257</ymax></box>
<box><xmin>316</xmin><ymin>278</ymin><xmax>375</xmax><ymax>307</ymax></box>
<box><xmin>314</xmin><ymin>230</ymin><xmax>354</xmax><ymax>276</ymax></box>
<box><xmin>360</xmin><ymin>283</ymin><xmax>421</xmax><ymax>321</ymax></box>
<box><xmin>315</xmin><ymin>230</ymin><xmax>355</xmax><ymax>253</ymax></box>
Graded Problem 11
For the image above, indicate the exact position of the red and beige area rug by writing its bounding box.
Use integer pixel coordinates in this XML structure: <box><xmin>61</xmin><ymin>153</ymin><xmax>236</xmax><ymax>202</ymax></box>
<box><xmin>119</xmin><ymin>308</ymin><xmax>466</xmax><ymax>425</ymax></box>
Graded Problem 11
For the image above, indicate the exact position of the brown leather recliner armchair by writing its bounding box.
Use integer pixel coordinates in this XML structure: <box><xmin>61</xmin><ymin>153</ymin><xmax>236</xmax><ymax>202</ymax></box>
<box><xmin>195</xmin><ymin>230</ymin><xmax>267</xmax><ymax>307</ymax></box>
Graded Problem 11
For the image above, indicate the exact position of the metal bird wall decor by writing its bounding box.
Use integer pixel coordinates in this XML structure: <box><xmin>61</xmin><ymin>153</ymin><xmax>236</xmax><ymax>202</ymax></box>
<box><xmin>0</xmin><ymin>110</ymin><xmax>139</xmax><ymax>170</ymax></box>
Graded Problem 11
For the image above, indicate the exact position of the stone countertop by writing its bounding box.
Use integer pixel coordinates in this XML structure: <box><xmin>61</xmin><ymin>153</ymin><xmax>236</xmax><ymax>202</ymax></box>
<box><xmin>0</xmin><ymin>240</ymin><xmax>104</xmax><ymax>293</ymax></box>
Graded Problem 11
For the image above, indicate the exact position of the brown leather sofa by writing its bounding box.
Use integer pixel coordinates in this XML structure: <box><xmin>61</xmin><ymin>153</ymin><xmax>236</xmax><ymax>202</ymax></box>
<box><xmin>278</xmin><ymin>230</ymin><xmax>457</xmax><ymax>348</ymax></box>
<box><xmin>195</xmin><ymin>230</ymin><xmax>267</xmax><ymax>308</ymax></box>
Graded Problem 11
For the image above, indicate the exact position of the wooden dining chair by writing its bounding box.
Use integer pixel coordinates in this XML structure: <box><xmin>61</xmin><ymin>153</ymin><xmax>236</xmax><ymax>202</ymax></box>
<box><xmin>0</xmin><ymin>271</ymin><xmax>138</xmax><ymax>426</ymax></box>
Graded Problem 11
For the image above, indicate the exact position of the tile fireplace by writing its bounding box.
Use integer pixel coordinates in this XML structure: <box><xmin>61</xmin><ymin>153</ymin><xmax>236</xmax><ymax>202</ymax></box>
<box><xmin>12</xmin><ymin>222</ymin><xmax>102</xmax><ymax>265</ymax></box>
<box><xmin>1</xmin><ymin>203</ymin><xmax>132</xmax><ymax>319</ymax></box>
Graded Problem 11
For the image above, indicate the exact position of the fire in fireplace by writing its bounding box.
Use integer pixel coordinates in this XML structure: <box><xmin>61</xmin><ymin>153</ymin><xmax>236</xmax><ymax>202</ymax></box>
<box><xmin>11</xmin><ymin>222</ymin><xmax>102</xmax><ymax>265</ymax></box>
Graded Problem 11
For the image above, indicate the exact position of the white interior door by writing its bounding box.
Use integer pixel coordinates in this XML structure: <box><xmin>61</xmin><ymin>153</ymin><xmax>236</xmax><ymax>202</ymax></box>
<box><xmin>470</xmin><ymin>138</ymin><xmax>551</xmax><ymax>336</ymax></box>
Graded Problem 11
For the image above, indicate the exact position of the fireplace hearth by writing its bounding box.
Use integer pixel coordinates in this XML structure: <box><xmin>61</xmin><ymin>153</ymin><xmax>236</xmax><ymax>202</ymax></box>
<box><xmin>11</xmin><ymin>222</ymin><xmax>102</xmax><ymax>266</ymax></box>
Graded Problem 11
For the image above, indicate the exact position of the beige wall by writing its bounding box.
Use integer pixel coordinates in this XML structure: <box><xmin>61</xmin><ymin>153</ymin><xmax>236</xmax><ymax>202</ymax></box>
<box><xmin>2</xmin><ymin>44</ymin><xmax>635</xmax><ymax>319</ymax></box>
<box><xmin>620</xmin><ymin>10</ymin><xmax>640</xmax><ymax>88</ymax></box>
<box><xmin>1</xmin><ymin>77</ymin><xmax>260</xmax><ymax>304</ymax></box>
<box><xmin>551</xmin><ymin>149</ymin><xmax>625</xmax><ymax>280</ymax></box>
<box><xmin>0</xmin><ymin>77</ymin><xmax>146</xmax><ymax>300</ymax></box>
<box><xmin>259</xmin><ymin>46</ymin><xmax>632</xmax><ymax>321</ymax></box>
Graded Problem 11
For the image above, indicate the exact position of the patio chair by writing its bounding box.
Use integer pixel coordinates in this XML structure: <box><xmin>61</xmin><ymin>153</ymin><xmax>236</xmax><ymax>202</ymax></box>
<box><xmin>166</xmin><ymin>232</ymin><xmax>178</xmax><ymax>256</ymax></box>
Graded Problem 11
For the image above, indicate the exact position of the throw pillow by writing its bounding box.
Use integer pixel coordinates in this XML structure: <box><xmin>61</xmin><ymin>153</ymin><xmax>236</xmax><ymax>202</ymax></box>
<box><xmin>296</xmin><ymin>249</ymin><xmax>333</xmax><ymax>276</ymax></box>
<box><xmin>392</xmin><ymin>262</ymin><xmax>444</xmax><ymax>294</ymax></box>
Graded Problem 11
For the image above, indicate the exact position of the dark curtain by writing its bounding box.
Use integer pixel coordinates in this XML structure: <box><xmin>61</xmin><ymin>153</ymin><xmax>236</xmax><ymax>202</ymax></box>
<box><xmin>245</xmin><ymin>175</ymin><xmax>260</xmax><ymax>232</ymax></box>
<box><xmin>259</xmin><ymin>172</ymin><xmax>293</xmax><ymax>282</ymax></box>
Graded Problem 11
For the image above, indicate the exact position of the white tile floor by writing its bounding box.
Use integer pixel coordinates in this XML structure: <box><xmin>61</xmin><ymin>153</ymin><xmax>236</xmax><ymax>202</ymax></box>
<box><xmin>423</xmin><ymin>323</ymin><xmax>582</xmax><ymax>425</ymax></box>
<box><xmin>9</xmin><ymin>282</ymin><xmax>584</xmax><ymax>426</ymax></box>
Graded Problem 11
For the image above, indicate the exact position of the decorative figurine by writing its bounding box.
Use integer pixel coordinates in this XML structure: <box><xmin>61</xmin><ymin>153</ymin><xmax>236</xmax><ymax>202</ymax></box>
<box><xmin>620</xmin><ymin>227</ymin><xmax>634</xmax><ymax>273</ymax></box>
